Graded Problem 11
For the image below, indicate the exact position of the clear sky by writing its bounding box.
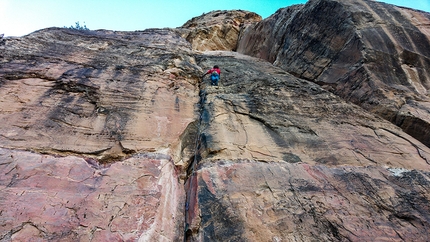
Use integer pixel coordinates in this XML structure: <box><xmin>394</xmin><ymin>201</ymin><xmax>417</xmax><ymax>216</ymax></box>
<box><xmin>1</xmin><ymin>0</ymin><xmax>429</xmax><ymax>37</ymax></box>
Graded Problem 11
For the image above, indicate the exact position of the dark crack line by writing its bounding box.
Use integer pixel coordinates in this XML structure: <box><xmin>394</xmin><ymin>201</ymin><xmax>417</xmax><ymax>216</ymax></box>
<box><xmin>184</xmin><ymin>87</ymin><xmax>207</xmax><ymax>242</ymax></box>
<box><xmin>261</xmin><ymin>172</ymin><xmax>275</xmax><ymax>198</ymax></box>
<box><xmin>353</xmin><ymin>149</ymin><xmax>378</xmax><ymax>164</ymax></box>
<box><xmin>380</xmin><ymin>128</ymin><xmax>430</xmax><ymax>165</ymax></box>
<box><xmin>4</xmin><ymin>164</ymin><xmax>17</xmax><ymax>175</ymax></box>
<box><xmin>219</xmin><ymin>97</ymin><xmax>250</xmax><ymax>145</ymax></box>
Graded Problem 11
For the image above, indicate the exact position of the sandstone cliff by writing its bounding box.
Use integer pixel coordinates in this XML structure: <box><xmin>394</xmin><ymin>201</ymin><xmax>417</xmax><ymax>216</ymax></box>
<box><xmin>1</xmin><ymin>0</ymin><xmax>430</xmax><ymax>241</ymax></box>
<box><xmin>0</xmin><ymin>28</ymin><xmax>199</xmax><ymax>241</ymax></box>
<box><xmin>188</xmin><ymin>50</ymin><xmax>430</xmax><ymax>241</ymax></box>
<box><xmin>238</xmin><ymin>0</ymin><xmax>430</xmax><ymax>148</ymax></box>
<box><xmin>177</xmin><ymin>10</ymin><xmax>261</xmax><ymax>51</ymax></box>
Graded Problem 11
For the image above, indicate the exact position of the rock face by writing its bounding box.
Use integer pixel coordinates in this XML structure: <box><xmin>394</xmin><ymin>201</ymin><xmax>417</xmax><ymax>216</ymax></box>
<box><xmin>0</xmin><ymin>149</ymin><xmax>183</xmax><ymax>241</ymax></box>
<box><xmin>0</xmin><ymin>28</ymin><xmax>200</xmax><ymax>241</ymax></box>
<box><xmin>0</xmin><ymin>28</ymin><xmax>200</xmax><ymax>162</ymax></box>
<box><xmin>186</xmin><ymin>51</ymin><xmax>430</xmax><ymax>241</ymax></box>
<box><xmin>1</xmin><ymin>1</ymin><xmax>430</xmax><ymax>242</ymax></box>
<box><xmin>237</xmin><ymin>0</ymin><xmax>430</xmax><ymax>148</ymax></box>
<box><xmin>177</xmin><ymin>10</ymin><xmax>261</xmax><ymax>51</ymax></box>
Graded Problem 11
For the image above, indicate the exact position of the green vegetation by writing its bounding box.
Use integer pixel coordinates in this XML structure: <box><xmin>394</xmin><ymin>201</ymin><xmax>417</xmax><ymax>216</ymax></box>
<box><xmin>66</xmin><ymin>21</ymin><xmax>89</xmax><ymax>31</ymax></box>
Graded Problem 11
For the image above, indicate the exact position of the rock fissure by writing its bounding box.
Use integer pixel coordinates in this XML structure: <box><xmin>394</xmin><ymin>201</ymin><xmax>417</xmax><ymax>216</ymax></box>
<box><xmin>2</xmin><ymin>2</ymin><xmax>430</xmax><ymax>241</ymax></box>
<box><xmin>353</xmin><ymin>149</ymin><xmax>378</xmax><ymax>164</ymax></box>
<box><xmin>183</xmin><ymin>86</ymin><xmax>208</xmax><ymax>241</ymax></box>
<box><xmin>380</xmin><ymin>128</ymin><xmax>430</xmax><ymax>165</ymax></box>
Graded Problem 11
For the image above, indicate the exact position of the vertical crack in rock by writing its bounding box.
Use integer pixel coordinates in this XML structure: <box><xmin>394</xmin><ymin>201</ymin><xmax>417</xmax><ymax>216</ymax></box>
<box><xmin>2</xmin><ymin>3</ymin><xmax>430</xmax><ymax>241</ymax></box>
<box><xmin>184</xmin><ymin>87</ymin><xmax>207</xmax><ymax>241</ymax></box>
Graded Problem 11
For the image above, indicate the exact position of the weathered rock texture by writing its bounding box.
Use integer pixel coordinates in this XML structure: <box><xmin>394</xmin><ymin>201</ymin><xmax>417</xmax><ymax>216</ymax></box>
<box><xmin>185</xmin><ymin>51</ymin><xmax>430</xmax><ymax>241</ymax></box>
<box><xmin>0</xmin><ymin>28</ymin><xmax>202</xmax><ymax>162</ymax></box>
<box><xmin>0</xmin><ymin>28</ymin><xmax>201</xmax><ymax>241</ymax></box>
<box><xmin>238</xmin><ymin>0</ymin><xmax>430</xmax><ymax>149</ymax></box>
<box><xmin>177</xmin><ymin>10</ymin><xmax>261</xmax><ymax>51</ymax></box>
<box><xmin>1</xmin><ymin>1</ymin><xmax>430</xmax><ymax>241</ymax></box>
<box><xmin>0</xmin><ymin>149</ymin><xmax>182</xmax><ymax>241</ymax></box>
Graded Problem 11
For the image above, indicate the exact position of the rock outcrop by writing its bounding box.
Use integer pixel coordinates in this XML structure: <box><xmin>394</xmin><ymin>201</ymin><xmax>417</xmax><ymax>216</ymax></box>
<box><xmin>177</xmin><ymin>10</ymin><xmax>261</xmax><ymax>51</ymax></box>
<box><xmin>1</xmin><ymin>1</ymin><xmax>430</xmax><ymax>241</ymax></box>
<box><xmin>238</xmin><ymin>0</ymin><xmax>430</xmax><ymax>148</ymax></box>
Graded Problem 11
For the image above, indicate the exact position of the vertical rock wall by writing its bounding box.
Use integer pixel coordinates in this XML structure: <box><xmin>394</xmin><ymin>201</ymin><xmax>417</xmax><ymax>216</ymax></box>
<box><xmin>185</xmin><ymin>51</ymin><xmax>430</xmax><ymax>241</ymax></box>
<box><xmin>0</xmin><ymin>28</ymin><xmax>202</xmax><ymax>241</ymax></box>
<box><xmin>238</xmin><ymin>0</ymin><xmax>430</xmax><ymax>148</ymax></box>
<box><xmin>1</xmin><ymin>3</ymin><xmax>430</xmax><ymax>242</ymax></box>
<box><xmin>0</xmin><ymin>149</ymin><xmax>184</xmax><ymax>241</ymax></box>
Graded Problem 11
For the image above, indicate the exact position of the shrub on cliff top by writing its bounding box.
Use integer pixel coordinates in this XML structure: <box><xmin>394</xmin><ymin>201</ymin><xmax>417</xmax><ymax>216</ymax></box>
<box><xmin>66</xmin><ymin>21</ymin><xmax>89</xmax><ymax>31</ymax></box>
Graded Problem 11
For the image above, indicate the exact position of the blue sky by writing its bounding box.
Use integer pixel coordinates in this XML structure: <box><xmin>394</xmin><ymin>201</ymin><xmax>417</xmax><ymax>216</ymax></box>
<box><xmin>1</xmin><ymin>0</ymin><xmax>429</xmax><ymax>37</ymax></box>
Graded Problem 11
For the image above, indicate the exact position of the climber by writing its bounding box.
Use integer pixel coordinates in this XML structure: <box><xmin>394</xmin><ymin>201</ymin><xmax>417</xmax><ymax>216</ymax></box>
<box><xmin>202</xmin><ymin>65</ymin><xmax>221</xmax><ymax>86</ymax></box>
